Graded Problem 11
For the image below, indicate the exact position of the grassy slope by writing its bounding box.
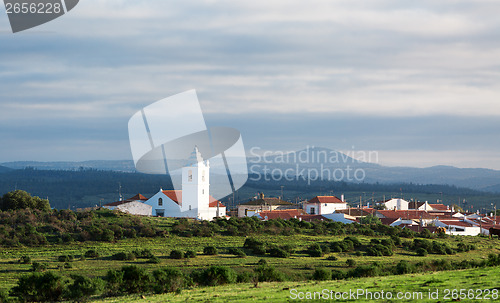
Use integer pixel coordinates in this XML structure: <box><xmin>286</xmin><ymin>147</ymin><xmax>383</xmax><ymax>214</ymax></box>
<box><xmin>96</xmin><ymin>266</ymin><xmax>500</xmax><ymax>303</ymax></box>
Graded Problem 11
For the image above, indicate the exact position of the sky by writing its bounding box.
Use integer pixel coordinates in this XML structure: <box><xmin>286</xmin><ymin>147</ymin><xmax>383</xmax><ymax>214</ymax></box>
<box><xmin>1</xmin><ymin>0</ymin><xmax>500</xmax><ymax>169</ymax></box>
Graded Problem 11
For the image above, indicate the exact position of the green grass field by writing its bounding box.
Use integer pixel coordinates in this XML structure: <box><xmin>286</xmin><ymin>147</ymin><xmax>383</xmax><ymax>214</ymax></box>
<box><xmin>95</xmin><ymin>266</ymin><xmax>500</xmax><ymax>302</ymax></box>
<box><xmin>1</xmin><ymin>230</ymin><xmax>499</xmax><ymax>301</ymax></box>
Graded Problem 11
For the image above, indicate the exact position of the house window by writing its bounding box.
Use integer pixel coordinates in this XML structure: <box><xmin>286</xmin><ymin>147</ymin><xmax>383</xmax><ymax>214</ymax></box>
<box><xmin>202</xmin><ymin>170</ymin><xmax>205</xmax><ymax>182</ymax></box>
<box><xmin>158</xmin><ymin>198</ymin><xmax>163</xmax><ymax>206</ymax></box>
<box><xmin>310</xmin><ymin>207</ymin><xmax>315</xmax><ymax>215</ymax></box>
<box><xmin>188</xmin><ymin>170</ymin><xmax>192</xmax><ymax>182</ymax></box>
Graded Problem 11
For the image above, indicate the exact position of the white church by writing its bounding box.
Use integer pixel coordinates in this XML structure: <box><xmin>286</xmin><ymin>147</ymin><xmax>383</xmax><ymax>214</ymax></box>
<box><xmin>104</xmin><ymin>147</ymin><xmax>226</xmax><ymax>221</ymax></box>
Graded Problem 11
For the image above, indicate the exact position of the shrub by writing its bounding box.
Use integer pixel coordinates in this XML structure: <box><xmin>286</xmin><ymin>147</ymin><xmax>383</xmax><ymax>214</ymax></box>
<box><xmin>185</xmin><ymin>250</ymin><xmax>197</xmax><ymax>258</ymax></box>
<box><xmin>58</xmin><ymin>254</ymin><xmax>73</xmax><ymax>262</ymax></box>
<box><xmin>11</xmin><ymin>271</ymin><xmax>66</xmax><ymax>302</ymax></box>
<box><xmin>66</xmin><ymin>274</ymin><xmax>104</xmax><ymax>300</ymax></box>
<box><xmin>243</xmin><ymin>237</ymin><xmax>264</xmax><ymax>249</ymax></box>
<box><xmin>306</xmin><ymin>243</ymin><xmax>323</xmax><ymax>257</ymax></box>
<box><xmin>257</xmin><ymin>259</ymin><xmax>267</xmax><ymax>266</ymax></box>
<box><xmin>18</xmin><ymin>255</ymin><xmax>31</xmax><ymax>264</ymax></box>
<box><xmin>254</xmin><ymin>264</ymin><xmax>285</xmax><ymax>282</ymax></box>
<box><xmin>236</xmin><ymin>271</ymin><xmax>254</xmax><ymax>283</ymax></box>
<box><xmin>331</xmin><ymin>269</ymin><xmax>346</xmax><ymax>280</ymax></box>
<box><xmin>326</xmin><ymin>255</ymin><xmax>338</xmax><ymax>261</ymax></box>
<box><xmin>195</xmin><ymin>266</ymin><xmax>236</xmax><ymax>286</ymax></box>
<box><xmin>346</xmin><ymin>259</ymin><xmax>356</xmax><ymax>267</ymax></box>
<box><xmin>152</xmin><ymin>268</ymin><xmax>186</xmax><ymax>293</ymax></box>
<box><xmin>104</xmin><ymin>269</ymin><xmax>123</xmax><ymax>295</ymax></box>
<box><xmin>63</xmin><ymin>262</ymin><xmax>72</xmax><ymax>269</ymax></box>
<box><xmin>395</xmin><ymin>260</ymin><xmax>414</xmax><ymax>275</ymax></box>
<box><xmin>31</xmin><ymin>262</ymin><xmax>48</xmax><ymax>272</ymax></box>
<box><xmin>147</xmin><ymin>256</ymin><xmax>161</xmax><ymax>264</ymax></box>
<box><xmin>133</xmin><ymin>249</ymin><xmax>154</xmax><ymax>259</ymax></box>
<box><xmin>269</xmin><ymin>247</ymin><xmax>290</xmax><ymax>258</ymax></box>
<box><xmin>170</xmin><ymin>250</ymin><xmax>184</xmax><ymax>259</ymax></box>
<box><xmin>252</xmin><ymin>245</ymin><xmax>267</xmax><ymax>255</ymax></box>
<box><xmin>344</xmin><ymin>236</ymin><xmax>361</xmax><ymax>247</ymax></box>
<box><xmin>84</xmin><ymin>249</ymin><xmax>99</xmax><ymax>258</ymax></box>
<box><xmin>349</xmin><ymin>264</ymin><xmax>381</xmax><ymax>278</ymax></box>
<box><xmin>111</xmin><ymin>252</ymin><xmax>136</xmax><ymax>261</ymax></box>
<box><xmin>313</xmin><ymin>268</ymin><xmax>331</xmax><ymax>281</ymax></box>
<box><xmin>120</xmin><ymin>265</ymin><xmax>152</xmax><ymax>293</ymax></box>
<box><xmin>228</xmin><ymin>248</ymin><xmax>246</xmax><ymax>258</ymax></box>
<box><xmin>416</xmin><ymin>248</ymin><xmax>428</xmax><ymax>256</ymax></box>
<box><xmin>203</xmin><ymin>246</ymin><xmax>218</xmax><ymax>255</ymax></box>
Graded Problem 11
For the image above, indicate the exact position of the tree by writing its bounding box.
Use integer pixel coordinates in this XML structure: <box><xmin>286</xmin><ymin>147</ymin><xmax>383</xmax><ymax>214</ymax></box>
<box><xmin>360</xmin><ymin>214</ymin><xmax>381</xmax><ymax>225</ymax></box>
<box><xmin>0</xmin><ymin>190</ymin><xmax>50</xmax><ymax>211</ymax></box>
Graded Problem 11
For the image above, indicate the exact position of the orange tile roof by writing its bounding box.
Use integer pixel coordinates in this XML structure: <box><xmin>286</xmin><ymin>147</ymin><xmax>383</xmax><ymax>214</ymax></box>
<box><xmin>308</xmin><ymin>196</ymin><xmax>344</xmax><ymax>204</ymax></box>
<box><xmin>162</xmin><ymin>190</ymin><xmax>224</xmax><ymax>208</ymax></box>
<box><xmin>429</xmin><ymin>204</ymin><xmax>449</xmax><ymax>211</ymax></box>
<box><xmin>376</xmin><ymin>210</ymin><xmax>438</xmax><ymax>220</ymax></box>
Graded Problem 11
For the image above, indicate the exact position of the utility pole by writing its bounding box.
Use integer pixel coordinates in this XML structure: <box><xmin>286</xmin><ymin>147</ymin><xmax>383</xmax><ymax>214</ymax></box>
<box><xmin>281</xmin><ymin>186</ymin><xmax>284</xmax><ymax>201</ymax></box>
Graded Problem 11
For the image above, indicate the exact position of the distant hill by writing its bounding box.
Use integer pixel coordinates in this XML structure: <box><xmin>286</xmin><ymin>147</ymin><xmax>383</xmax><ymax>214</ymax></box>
<box><xmin>1</xmin><ymin>160</ymin><xmax>136</xmax><ymax>172</ymax></box>
<box><xmin>3</xmin><ymin>147</ymin><xmax>500</xmax><ymax>192</ymax></box>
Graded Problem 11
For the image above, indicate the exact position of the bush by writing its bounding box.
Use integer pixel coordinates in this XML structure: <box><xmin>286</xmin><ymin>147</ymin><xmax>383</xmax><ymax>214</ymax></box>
<box><xmin>31</xmin><ymin>262</ymin><xmax>48</xmax><ymax>272</ymax></box>
<box><xmin>170</xmin><ymin>250</ymin><xmax>184</xmax><ymax>259</ymax></box>
<box><xmin>147</xmin><ymin>256</ymin><xmax>161</xmax><ymax>264</ymax></box>
<box><xmin>269</xmin><ymin>247</ymin><xmax>290</xmax><ymax>258</ymax></box>
<box><xmin>185</xmin><ymin>250</ymin><xmax>197</xmax><ymax>258</ymax></box>
<box><xmin>66</xmin><ymin>274</ymin><xmax>104</xmax><ymax>300</ymax></box>
<box><xmin>63</xmin><ymin>262</ymin><xmax>72</xmax><ymax>269</ymax></box>
<box><xmin>58</xmin><ymin>254</ymin><xmax>73</xmax><ymax>262</ymax></box>
<box><xmin>11</xmin><ymin>271</ymin><xmax>66</xmax><ymax>302</ymax></box>
<box><xmin>84</xmin><ymin>249</ymin><xmax>99</xmax><ymax>258</ymax></box>
<box><xmin>257</xmin><ymin>259</ymin><xmax>267</xmax><ymax>266</ymax></box>
<box><xmin>349</xmin><ymin>264</ymin><xmax>381</xmax><ymax>278</ymax></box>
<box><xmin>313</xmin><ymin>268</ymin><xmax>331</xmax><ymax>281</ymax></box>
<box><xmin>331</xmin><ymin>269</ymin><xmax>345</xmax><ymax>280</ymax></box>
<box><xmin>133</xmin><ymin>249</ymin><xmax>154</xmax><ymax>259</ymax></box>
<box><xmin>395</xmin><ymin>260</ymin><xmax>414</xmax><ymax>275</ymax></box>
<box><xmin>152</xmin><ymin>268</ymin><xmax>186</xmax><ymax>293</ymax></box>
<box><xmin>236</xmin><ymin>271</ymin><xmax>254</xmax><ymax>283</ymax></box>
<box><xmin>326</xmin><ymin>255</ymin><xmax>338</xmax><ymax>261</ymax></box>
<box><xmin>254</xmin><ymin>264</ymin><xmax>285</xmax><ymax>282</ymax></box>
<box><xmin>18</xmin><ymin>255</ymin><xmax>31</xmax><ymax>264</ymax></box>
<box><xmin>228</xmin><ymin>248</ymin><xmax>246</xmax><ymax>258</ymax></box>
<box><xmin>416</xmin><ymin>248</ymin><xmax>428</xmax><ymax>256</ymax></box>
<box><xmin>306</xmin><ymin>243</ymin><xmax>323</xmax><ymax>257</ymax></box>
<box><xmin>120</xmin><ymin>265</ymin><xmax>152</xmax><ymax>294</ymax></box>
<box><xmin>243</xmin><ymin>237</ymin><xmax>264</xmax><ymax>249</ymax></box>
<box><xmin>104</xmin><ymin>269</ymin><xmax>123</xmax><ymax>295</ymax></box>
<box><xmin>195</xmin><ymin>266</ymin><xmax>236</xmax><ymax>286</ymax></box>
<box><xmin>203</xmin><ymin>246</ymin><xmax>218</xmax><ymax>255</ymax></box>
<box><xmin>111</xmin><ymin>252</ymin><xmax>136</xmax><ymax>261</ymax></box>
<box><xmin>346</xmin><ymin>259</ymin><xmax>356</xmax><ymax>267</ymax></box>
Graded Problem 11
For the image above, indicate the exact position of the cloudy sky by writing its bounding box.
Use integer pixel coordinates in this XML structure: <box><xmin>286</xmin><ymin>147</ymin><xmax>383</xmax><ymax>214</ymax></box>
<box><xmin>1</xmin><ymin>0</ymin><xmax>500</xmax><ymax>169</ymax></box>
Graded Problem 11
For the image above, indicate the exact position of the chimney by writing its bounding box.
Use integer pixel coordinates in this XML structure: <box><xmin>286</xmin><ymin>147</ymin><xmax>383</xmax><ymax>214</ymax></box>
<box><xmin>341</xmin><ymin>194</ymin><xmax>345</xmax><ymax>202</ymax></box>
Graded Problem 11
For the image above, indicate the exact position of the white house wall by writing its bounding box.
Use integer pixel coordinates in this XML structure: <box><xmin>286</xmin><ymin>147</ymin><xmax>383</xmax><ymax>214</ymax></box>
<box><xmin>116</xmin><ymin>201</ymin><xmax>152</xmax><ymax>216</ymax></box>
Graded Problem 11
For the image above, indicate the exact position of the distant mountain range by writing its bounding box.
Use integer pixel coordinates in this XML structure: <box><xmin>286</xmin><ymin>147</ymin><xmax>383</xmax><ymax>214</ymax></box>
<box><xmin>3</xmin><ymin>147</ymin><xmax>500</xmax><ymax>193</ymax></box>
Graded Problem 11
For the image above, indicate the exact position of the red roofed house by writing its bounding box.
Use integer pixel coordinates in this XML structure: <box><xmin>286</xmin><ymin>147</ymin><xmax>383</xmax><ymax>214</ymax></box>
<box><xmin>103</xmin><ymin>194</ymin><xmax>152</xmax><ymax>216</ymax></box>
<box><xmin>303</xmin><ymin>195</ymin><xmax>347</xmax><ymax>215</ymax></box>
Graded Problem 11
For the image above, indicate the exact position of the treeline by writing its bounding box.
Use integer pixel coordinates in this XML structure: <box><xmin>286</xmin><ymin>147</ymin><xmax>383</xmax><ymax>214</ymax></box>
<box><xmin>0</xmin><ymin>168</ymin><xmax>496</xmax><ymax>209</ymax></box>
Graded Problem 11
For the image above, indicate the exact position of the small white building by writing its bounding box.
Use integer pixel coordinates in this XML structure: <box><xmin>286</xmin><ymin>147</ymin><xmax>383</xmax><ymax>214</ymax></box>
<box><xmin>303</xmin><ymin>196</ymin><xmax>347</xmax><ymax>215</ymax></box>
<box><xmin>103</xmin><ymin>194</ymin><xmax>152</xmax><ymax>216</ymax></box>
<box><xmin>383</xmin><ymin>198</ymin><xmax>409</xmax><ymax>211</ymax></box>
<box><xmin>434</xmin><ymin>219</ymin><xmax>481</xmax><ymax>236</ymax></box>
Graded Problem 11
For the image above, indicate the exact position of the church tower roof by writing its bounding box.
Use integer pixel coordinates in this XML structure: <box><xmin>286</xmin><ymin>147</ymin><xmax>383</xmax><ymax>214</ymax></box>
<box><xmin>187</xmin><ymin>146</ymin><xmax>204</xmax><ymax>166</ymax></box>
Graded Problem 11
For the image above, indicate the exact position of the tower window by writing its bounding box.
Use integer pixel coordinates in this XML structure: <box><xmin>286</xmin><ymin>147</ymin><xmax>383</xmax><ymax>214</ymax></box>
<box><xmin>188</xmin><ymin>170</ymin><xmax>192</xmax><ymax>182</ymax></box>
<box><xmin>189</xmin><ymin>205</ymin><xmax>192</xmax><ymax>210</ymax></box>
<box><xmin>202</xmin><ymin>189</ymin><xmax>204</xmax><ymax>195</ymax></box>
<box><xmin>158</xmin><ymin>198</ymin><xmax>163</xmax><ymax>206</ymax></box>
<box><xmin>202</xmin><ymin>170</ymin><xmax>205</xmax><ymax>182</ymax></box>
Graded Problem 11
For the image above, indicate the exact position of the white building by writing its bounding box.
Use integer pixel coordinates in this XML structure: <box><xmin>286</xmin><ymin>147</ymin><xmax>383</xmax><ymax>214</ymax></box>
<box><xmin>142</xmin><ymin>147</ymin><xmax>226</xmax><ymax>220</ymax></box>
<box><xmin>383</xmin><ymin>198</ymin><xmax>409</xmax><ymax>211</ymax></box>
<box><xmin>103</xmin><ymin>194</ymin><xmax>152</xmax><ymax>216</ymax></box>
<box><xmin>303</xmin><ymin>196</ymin><xmax>347</xmax><ymax>215</ymax></box>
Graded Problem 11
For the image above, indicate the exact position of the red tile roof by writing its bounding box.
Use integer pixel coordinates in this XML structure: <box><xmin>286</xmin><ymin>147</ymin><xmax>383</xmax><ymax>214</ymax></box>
<box><xmin>438</xmin><ymin>220</ymin><xmax>475</xmax><ymax>227</ymax></box>
<box><xmin>162</xmin><ymin>190</ymin><xmax>182</xmax><ymax>204</ymax></box>
<box><xmin>429</xmin><ymin>204</ymin><xmax>449</xmax><ymax>211</ymax></box>
<box><xmin>376</xmin><ymin>210</ymin><xmax>438</xmax><ymax>220</ymax></box>
<box><xmin>308</xmin><ymin>196</ymin><xmax>345</xmax><ymax>204</ymax></box>
<box><xmin>336</xmin><ymin>208</ymin><xmax>375</xmax><ymax>216</ymax></box>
